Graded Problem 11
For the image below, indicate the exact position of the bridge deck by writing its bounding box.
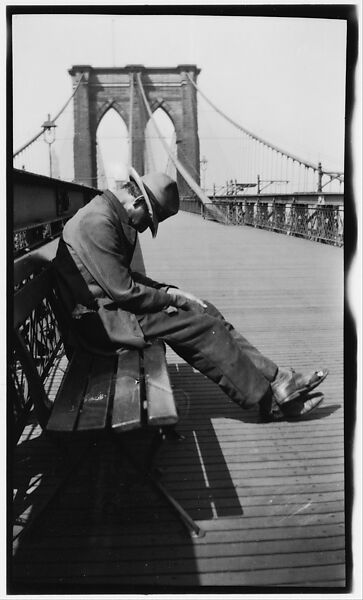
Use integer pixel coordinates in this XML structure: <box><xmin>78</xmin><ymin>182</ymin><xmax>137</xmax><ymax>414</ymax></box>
<box><xmin>12</xmin><ymin>212</ymin><xmax>345</xmax><ymax>592</ymax></box>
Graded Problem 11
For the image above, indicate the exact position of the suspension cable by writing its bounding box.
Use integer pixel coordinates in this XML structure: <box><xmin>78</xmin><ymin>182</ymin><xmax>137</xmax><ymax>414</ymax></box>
<box><xmin>13</xmin><ymin>74</ymin><xmax>85</xmax><ymax>158</ymax></box>
<box><xmin>128</xmin><ymin>72</ymin><xmax>134</xmax><ymax>168</ymax></box>
<box><xmin>187</xmin><ymin>73</ymin><xmax>343</xmax><ymax>183</ymax></box>
<box><xmin>136</xmin><ymin>73</ymin><xmax>227</xmax><ymax>224</ymax></box>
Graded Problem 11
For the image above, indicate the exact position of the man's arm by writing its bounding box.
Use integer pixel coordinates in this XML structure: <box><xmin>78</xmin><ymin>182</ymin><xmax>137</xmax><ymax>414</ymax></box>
<box><xmin>77</xmin><ymin>212</ymin><xmax>191</xmax><ymax>313</ymax></box>
<box><xmin>131</xmin><ymin>270</ymin><xmax>173</xmax><ymax>290</ymax></box>
<box><xmin>131</xmin><ymin>271</ymin><xmax>207</xmax><ymax>309</ymax></box>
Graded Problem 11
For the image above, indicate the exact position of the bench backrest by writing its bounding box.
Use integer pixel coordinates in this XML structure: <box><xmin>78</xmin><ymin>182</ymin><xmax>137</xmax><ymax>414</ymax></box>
<box><xmin>12</xmin><ymin>235</ymin><xmax>149</xmax><ymax>444</ymax></box>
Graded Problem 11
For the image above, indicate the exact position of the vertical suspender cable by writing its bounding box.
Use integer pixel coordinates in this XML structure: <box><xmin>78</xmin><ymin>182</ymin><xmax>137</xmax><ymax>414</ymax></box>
<box><xmin>136</xmin><ymin>73</ymin><xmax>227</xmax><ymax>224</ymax></box>
<box><xmin>187</xmin><ymin>74</ymin><xmax>318</xmax><ymax>171</ymax></box>
<box><xmin>187</xmin><ymin>74</ymin><xmax>344</xmax><ymax>187</ymax></box>
<box><xmin>128</xmin><ymin>72</ymin><xmax>134</xmax><ymax>169</ymax></box>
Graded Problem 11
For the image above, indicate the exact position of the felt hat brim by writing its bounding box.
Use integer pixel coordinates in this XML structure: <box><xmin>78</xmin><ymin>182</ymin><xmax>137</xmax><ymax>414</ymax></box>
<box><xmin>128</xmin><ymin>166</ymin><xmax>159</xmax><ymax>237</ymax></box>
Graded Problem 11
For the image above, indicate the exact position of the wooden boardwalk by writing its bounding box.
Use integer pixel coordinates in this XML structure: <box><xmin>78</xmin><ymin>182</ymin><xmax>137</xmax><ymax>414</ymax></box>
<box><xmin>11</xmin><ymin>212</ymin><xmax>345</xmax><ymax>592</ymax></box>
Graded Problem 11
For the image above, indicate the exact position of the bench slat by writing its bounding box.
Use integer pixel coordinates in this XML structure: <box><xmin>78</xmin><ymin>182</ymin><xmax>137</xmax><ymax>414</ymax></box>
<box><xmin>143</xmin><ymin>343</ymin><xmax>178</xmax><ymax>427</ymax></box>
<box><xmin>112</xmin><ymin>350</ymin><xmax>142</xmax><ymax>433</ymax></box>
<box><xmin>14</xmin><ymin>269</ymin><xmax>53</xmax><ymax>329</ymax></box>
<box><xmin>77</xmin><ymin>356</ymin><xmax>116</xmax><ymax>432</ymax></box>
<box><xmin>46</xmin><ymin>352</ymin><xmax>93</xmax><ymax>433</ymax></box>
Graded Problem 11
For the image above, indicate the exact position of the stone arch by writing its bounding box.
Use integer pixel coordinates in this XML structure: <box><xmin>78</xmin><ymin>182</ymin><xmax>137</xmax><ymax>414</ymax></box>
<box><xmin>96</xmin><ymin>106</ymin><xmax>129</xmax><ymax>189</ymax></box>
<box><xmin>69</xmin><ymin>64</ymin><xmax>201</xmax><ymax>196</ymax></box>
<box><xmin>144</xmin><ymin>106</ymin><xmax>177</xmax><ymax>179</ymax></box>
<box><xmin>149</xmin><ymin>98</ymin><xmax>176</xmax><ymax>129</ymax></box>
<box><xmin>96</xmin><ymin>100</ymin><xmax>129</xmax><ymax>132</ymax></box>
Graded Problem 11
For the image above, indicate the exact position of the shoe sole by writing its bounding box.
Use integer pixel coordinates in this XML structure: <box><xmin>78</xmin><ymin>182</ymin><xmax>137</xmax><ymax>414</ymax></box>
<box><xmin>262</xmin><ymin>392</ymin><xmax>324</xmax><ymax>423</ymax></box>
<box><xmin>285</xmin><ymin>392</ymin><xmax>325</xmax><ymax>419</ymax></box>
<box><xmin>299</xmin><ymin>391</ymin><xmax>325</xmax><ymax>416</ymax></box>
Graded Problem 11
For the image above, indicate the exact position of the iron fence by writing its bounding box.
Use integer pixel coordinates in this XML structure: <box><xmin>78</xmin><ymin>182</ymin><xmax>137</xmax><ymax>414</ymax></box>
<box><xmin>179</xmin><ymin>197</ymin><xmax>204</xmax><ymax>216</ymax></box>
<box><xmin>13</xmin><ymin>168</ymin><xmax>99</xmax><ymax>257</ymax></box>
<box><xmin>12</xmin><ymin>287</ymin><xmax>63</xmax><ymax>443</ymax></box>
<box><xmin>14</xmin><ymin>218</ymin><xmax>68</xmax><ymax>256</ymax></box>
<box><xmin>11</xmin><ymin>169</ymin><xmax>98</xmax><ymax>439</ymax></box>
<box><xmin>196</xmin><ymin>200</ymin><xmax>344</xmax><ymax>246</ymax></box>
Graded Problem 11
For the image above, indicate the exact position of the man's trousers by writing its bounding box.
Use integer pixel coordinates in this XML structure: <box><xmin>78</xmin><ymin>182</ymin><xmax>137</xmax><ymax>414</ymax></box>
<box><xmin>137</xmin><ymin>301</ymin><xmax>278</xmax><ymax>409</ymax></box>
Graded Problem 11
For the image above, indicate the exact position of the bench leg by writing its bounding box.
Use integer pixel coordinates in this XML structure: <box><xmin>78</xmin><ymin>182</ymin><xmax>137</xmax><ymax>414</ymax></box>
<box><xmin>163</xmin><ymin>425</ymin><xmax>186</xmax><ymax>442</ymax></box>
<box><xmin>112</xmin><ymin>435</ymin><xmax>205</xmax><ymax>538</ymax></box>
<box><xmin>146</xmin><ymin>427</ymin><xmax>165</xmax><ymax>474</ymax></box>
<box><xmin>147</xmin><ymin>426</ymin><xmax>186</xmax><ymax>474</ymax></box>
<box><xmin>146</xmin><ymin>469</ymin><xmax>205</xmax><ymax>538</ymax></box>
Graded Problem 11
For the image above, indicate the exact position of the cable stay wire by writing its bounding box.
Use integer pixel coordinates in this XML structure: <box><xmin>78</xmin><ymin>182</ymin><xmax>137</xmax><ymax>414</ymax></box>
<box><xmin>128</xmin><ymin>73</ymin><xmax>134</xmax><ymax>169</ymax></box>
<box><xmin>136</xmin><ymin>73</ymin><xmax>227</xmax><ymax>224</ymax></box>
<box><xmin>187</xmin><ymin>74</ymin><xmax>344</xmax><ymax>183</ymax></box>
<box><xmin>13</xmin><ymin>74</ymin><xmax>85</xmax><ymax>158</ymax></box>
<box><xmin>163</xmin><ymin>131</ymin><xmax>177</xmax><ymax>177</ymax></box>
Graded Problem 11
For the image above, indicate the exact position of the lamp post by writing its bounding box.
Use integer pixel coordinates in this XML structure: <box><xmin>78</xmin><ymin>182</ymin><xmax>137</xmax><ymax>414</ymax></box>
<box><xmin>42</xmin><ymin>114</ymin><xmax>57</xmax><ymax>178</ymax></box>
<box><xmin>200</xmin><ymin>155</ymin><xmax>208</xmax><ymax>193</ymax></box>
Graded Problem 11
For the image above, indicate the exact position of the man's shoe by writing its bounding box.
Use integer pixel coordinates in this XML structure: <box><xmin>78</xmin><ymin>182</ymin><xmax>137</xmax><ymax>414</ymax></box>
<box><xmin>271</xmin><ymin>367</ymin><xmax>328</xmax><ymax>406</ymax></box>
<box><xmin>260</xmin><ymin>391</ymin><xmax>324</xmax><ymax>422</ymax></box>
<box><xmin>279</xmin><ymin>391</ymin><xmax>324</xmax><ymax>418</ymax></box>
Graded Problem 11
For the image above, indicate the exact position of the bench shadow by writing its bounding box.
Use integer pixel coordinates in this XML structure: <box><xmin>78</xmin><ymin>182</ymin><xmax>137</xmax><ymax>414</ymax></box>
<box><xmin>10</xmin><ymin>364</ymin><xmax>340</xmax><ymax>593</ymax></box>
<box><xmin>160</xmin><ymin>363</ymin><xmax>249</xmax><ymax>522</ymax></box>
<box><xmin>11</xmin><ymin>427</ymin><xmax>203</xmax><ymax>592</ymax></box>
<box><xmin>162</xmin><ymin>363</ymin><xmax>340</xmax><ymax>521</ymax></box>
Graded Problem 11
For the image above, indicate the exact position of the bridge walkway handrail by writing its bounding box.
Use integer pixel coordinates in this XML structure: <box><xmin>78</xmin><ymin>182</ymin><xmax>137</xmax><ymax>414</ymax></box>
<box><xmin>180</xmin><ymin>194</ymin><xmax>344</xmax><ymax>247</ymax></box>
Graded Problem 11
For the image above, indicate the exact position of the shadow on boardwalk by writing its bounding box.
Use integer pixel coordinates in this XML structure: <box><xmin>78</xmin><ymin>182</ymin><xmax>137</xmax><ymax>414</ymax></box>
<box><xmin>12</xmin><ymin>362</ymin><xmax>342</xmax><ymax>592</ymax></box>
<box><xmin>11</xmin><ymin>214</ymin><xmax>346</xmax><ymax>591</ymax></box>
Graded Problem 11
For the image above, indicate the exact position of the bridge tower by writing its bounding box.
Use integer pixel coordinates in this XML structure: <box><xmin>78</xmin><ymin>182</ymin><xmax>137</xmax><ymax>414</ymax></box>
<box><xmin>69</xmin><ymin>64</ymin><xmax>201</xmax><ymax>197</ymax></box>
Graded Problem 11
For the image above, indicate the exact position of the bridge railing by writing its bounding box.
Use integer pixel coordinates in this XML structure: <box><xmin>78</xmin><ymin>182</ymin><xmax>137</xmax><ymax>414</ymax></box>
<box><xmin>179</xmin><ymin>197</ymin><xmax>204</xmax><ymax>216</ymax></box>
<box><xmin>180</xmin><ymin>195</ymin><xmax>344</xmax><ymax>247</ymax></box>
<box><xmin>13</xmin><ymin>169</ymin><xmax>99</xmax><ymax>257</ymax></box>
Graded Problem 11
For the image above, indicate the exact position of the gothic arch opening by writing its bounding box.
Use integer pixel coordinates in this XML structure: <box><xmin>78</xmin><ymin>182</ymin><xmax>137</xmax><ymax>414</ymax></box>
<box><xmin>96</xmin><ymin>108</ymin><xmax>129</xmax><ymax>190</ymax></box>
<box><xmin>70</xmin><ymin>65</ymin><xmax>200</xmax><ymax>197</ymax></box>
<box><xmin>144</xmin><ymin>108</ymin><xmax>176</xmax><ymax>180</ymax></box>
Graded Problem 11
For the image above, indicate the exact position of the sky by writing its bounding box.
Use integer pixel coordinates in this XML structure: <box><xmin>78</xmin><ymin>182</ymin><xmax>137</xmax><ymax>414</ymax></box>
<box><xmin>11</xmin><ymin>12</ymin><xmax>348</xmax><ymax>191</ymax></box>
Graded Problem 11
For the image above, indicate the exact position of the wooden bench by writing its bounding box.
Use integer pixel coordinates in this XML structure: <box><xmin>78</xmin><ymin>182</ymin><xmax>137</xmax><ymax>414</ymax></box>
<box><xmin>12</xmin><ymin>239</ymin><xmax>203</xmax><ymax>538</ymax></box>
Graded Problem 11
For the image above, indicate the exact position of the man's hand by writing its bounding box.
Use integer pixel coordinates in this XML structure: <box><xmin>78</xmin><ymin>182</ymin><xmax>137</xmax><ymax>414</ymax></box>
<box><xmin>166</xmin><ymin>287</ymin><xmax>207</xmax><ymax>310</ymax></box>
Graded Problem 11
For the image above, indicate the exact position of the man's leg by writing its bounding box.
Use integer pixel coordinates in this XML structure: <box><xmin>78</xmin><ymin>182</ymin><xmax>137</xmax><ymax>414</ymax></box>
<box><xmin>201</xmin><ymin>300</ymin><xmax>328</xmax><ymax>417</ymax></box>
<box><xmin>137</xmin><ymin>301</ymin><xmax>327</xmax><ymax>420</ymax></box>
<box><xmin>137</xmin><ymin>304</ymin><xmax>276</xmax><ymax>410</ymax></box>
<box><xmin>201</xmin><ymin>301</ymin><xmax>277</xmax><ymax>382</ymax></box>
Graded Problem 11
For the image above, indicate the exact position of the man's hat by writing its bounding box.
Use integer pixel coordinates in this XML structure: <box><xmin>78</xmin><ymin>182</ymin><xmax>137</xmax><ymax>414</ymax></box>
<box><xmin>129</xmin><ymin>167</ymin><xmax>179</xmax><ymax>237</ymax></box>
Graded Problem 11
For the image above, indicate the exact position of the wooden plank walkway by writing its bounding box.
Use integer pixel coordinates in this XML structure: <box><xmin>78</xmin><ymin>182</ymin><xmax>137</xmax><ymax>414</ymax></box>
<box><xmin>11</xmin><ymin>212</ymin><xmax>345</xmax><ymax>592</ymax></box>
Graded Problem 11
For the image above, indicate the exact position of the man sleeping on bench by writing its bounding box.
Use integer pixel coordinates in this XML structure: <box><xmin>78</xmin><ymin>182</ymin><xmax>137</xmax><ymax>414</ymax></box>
<box><xmin>53</xmin><ymin>167</ymin><xmax>328</xmax><ymax>424</ymax></box>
